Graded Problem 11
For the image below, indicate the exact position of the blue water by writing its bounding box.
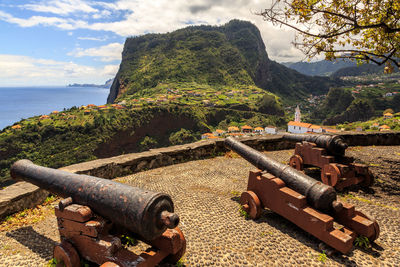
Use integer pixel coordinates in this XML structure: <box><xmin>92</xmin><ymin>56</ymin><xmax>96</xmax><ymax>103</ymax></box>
<box><xmin>0</xmin><ymin>86</ymin><xmax>109</xmax><ymax>130</ymax></box>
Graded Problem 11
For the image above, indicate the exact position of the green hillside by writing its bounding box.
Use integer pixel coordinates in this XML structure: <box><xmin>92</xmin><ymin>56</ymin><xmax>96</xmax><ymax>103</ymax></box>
<box><xmin>0</xmin><ymin>104</ymin><xmax>284</xmax><ymax>183</ymax></box>
<box><xmin>337</xmin><ymin>112</ymin><xmax>400</xmax><ymax>132</ymax></box>
<box><xmin>309</xmin><ymin>73</ymin><xmax>400</xmax><ymax>124</ymax></box>
<box><xmin>108</xmin><ymin>20</ymin><xmax>337</xmax><ymax>104</ymax></box>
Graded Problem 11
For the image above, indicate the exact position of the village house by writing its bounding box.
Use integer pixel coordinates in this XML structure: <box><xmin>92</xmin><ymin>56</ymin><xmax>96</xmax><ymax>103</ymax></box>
<box><xmin>384</xmin><ymin>112</ymin><xmax>393</xmax><ymax>118</ymax></box>
<box><xmin>228</xmin><ymin>126</ymin><xmax>240</xmax><ymax>133</ymax></box>
<box><xmin>11</xmin><ymin>124</ymin><xmax>21</xmax><ymax>130</ymax></box>
<box><xmin>241</xmin><ymin>125</ymin><xmax>253</xmax><ymax>133</ymax></box>
<box><xmin>287</xmin><ymin>104</ymin><xmax>334</xmax><ymax>134</ymax></box>
<box><xmin>40</xmin><ymin>115</ymin><xmax>50</xmax><ymax>120</ymax></box>
<box><xmin>201</xmin><ymin>133</ymin><xmax>217</xmax><ymax>139</ymax></box>
<box><xmin>111</xmin><ymin>104</ymin><xmax>125</xmax><ymax>110</ymax></box>
<box><xmin>309</xmin><ymin>125</ymin><xmax>323</xmax><ymax>133</ymax></box>
<box><xmin>254</xmin><ymin>127</ymin><xmax>264</xmax><ymax>135</ymax></box>
<box><xmin>287</xmin><ymin>121</ymin><xmax>312</xmax><ymax>133</ymax></box>
<box><xmin>379</xmin><ymin>125</ymin><xmax>391</xmax><ymax>131</ymax></box>
<box><xmin>51</xmin><ymin>111</ymin><xmax>59</xmax><ymax>114</ymax></box>
<box><xmin>213</xmin><ymin>129</ymin><xmax>225</xmax><ymax>136</ymax></box>
<box><xmin>265</xmin><ymin>126</ymin><xmax>278</xmax><ymax>134</ymax></box>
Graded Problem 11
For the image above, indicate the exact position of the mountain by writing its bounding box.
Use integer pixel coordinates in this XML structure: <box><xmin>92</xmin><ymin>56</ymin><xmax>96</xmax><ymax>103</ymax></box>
<box><xmin>283</xmin><ymin>60</ymin><xmax>355</xmax><ymax>76</ymax></box>
<box><xmin>284</xmin><ymin>59</ymin><xmax>398</xmax><ymax>77</ymax></box>
<box><xmin>108</xmin><ymin>20</ymin><xmax>338</xmax><ymax>104</ymax></box>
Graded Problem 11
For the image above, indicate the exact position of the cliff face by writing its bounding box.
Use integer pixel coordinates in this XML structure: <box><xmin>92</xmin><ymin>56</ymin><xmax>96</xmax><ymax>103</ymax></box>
<box><xmin>108</xmin><ymin>19</ymin><xmax>336</xmax><ymax>104</ymax></box>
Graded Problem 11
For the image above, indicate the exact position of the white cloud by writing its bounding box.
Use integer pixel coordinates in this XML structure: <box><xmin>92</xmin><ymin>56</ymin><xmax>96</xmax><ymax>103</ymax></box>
<box><xmin>68</xmin><ymin>42</ymin><xmax>123</xmax><ymax>62</ymax></box>
<box><xmin>81</xmin><ymin>0</ymin><xmax>305</xmax><ymax>62</ymax></box>
<box><xmin>0</xmin><ymin>54</ymin><xmax>118</xmax><ymax>86</ymax></box>
<box><xmin>1</xmin><ymin>1</ymin><xmax>306</xmax><ymax>62</ymax></box>
<box><xmin>92</xmin><ymin>10</ymin><xmax>112</xmax><ymax>19</ymax></box>
<box><xmin>77</xmin><ymin>36</ymin><xmax>107</xmax><ymax>41</ymax></box>
<box><xmin>0</xmin><ymin>10</ymin><xmax>88</xmax><ymax>29</ymax></box>
<box><xmin>22</xmin><ymin>0</ymin><xmax>98</xmax><ymax>16</ymax></box>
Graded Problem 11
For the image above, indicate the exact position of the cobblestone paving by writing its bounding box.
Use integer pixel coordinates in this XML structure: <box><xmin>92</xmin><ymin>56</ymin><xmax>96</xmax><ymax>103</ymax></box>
<box><xmin>0</xmin><ymin>146</ymin><xmax>399</xmax><ymax>266</ymax></box>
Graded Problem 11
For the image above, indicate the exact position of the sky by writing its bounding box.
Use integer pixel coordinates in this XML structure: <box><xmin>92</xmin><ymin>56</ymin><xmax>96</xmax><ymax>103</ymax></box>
<box><xmin>0</xmin><ymin>0</ymin><xmax>304</xmax><ymax>86</ymax></box>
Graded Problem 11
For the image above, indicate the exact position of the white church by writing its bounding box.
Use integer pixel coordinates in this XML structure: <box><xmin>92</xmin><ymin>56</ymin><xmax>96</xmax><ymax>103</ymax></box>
<box><xmin>287</xmin><ymin>105</ymin><xmax>324</xmax><ymax>134</ymax></box>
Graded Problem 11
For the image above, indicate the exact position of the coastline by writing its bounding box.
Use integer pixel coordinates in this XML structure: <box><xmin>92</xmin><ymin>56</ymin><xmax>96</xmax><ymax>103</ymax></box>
<box><xmin>0</xmin><ymin>86</ymin><xmax>109</xmax><ymax>130</ymax></box>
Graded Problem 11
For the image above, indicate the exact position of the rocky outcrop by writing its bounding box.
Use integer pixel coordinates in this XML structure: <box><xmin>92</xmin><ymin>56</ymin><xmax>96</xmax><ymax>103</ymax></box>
<box><xmin>107</xmin><ymin>19</ymin><xmax>336</xmax><ymax>103</ymax></box>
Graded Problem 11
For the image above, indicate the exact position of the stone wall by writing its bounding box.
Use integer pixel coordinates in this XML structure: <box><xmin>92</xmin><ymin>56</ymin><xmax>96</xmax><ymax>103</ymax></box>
<box><xmin>62</xmin><ymin>136</ymin><xmax>292</xmax><ymax>179</ymax></box>
<box><xmin>340</xmin><ymin>131</ymin><xmax>400</xmax><ymax>146</ymax></box>
<box><xmin>0</xmin><ymin>182</ymin><xmax>48</xmax><ymax>220</ymax></box>
<box><xmin>1</xmin><ymin>132</ymin><xmax>399</xmax><ymax>219</ymax></box>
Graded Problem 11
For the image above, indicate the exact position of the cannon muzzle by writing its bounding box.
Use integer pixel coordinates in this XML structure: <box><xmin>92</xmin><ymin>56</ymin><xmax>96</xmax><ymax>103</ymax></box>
<box><xmin>283</xmin><ymin>133</ymin><xmax>348</xmax><ymax>156</ymax></box>
<box><xmin>225</xmin><ymin>137</ymin><xmax>340</xmax><ymax>211</ymax></box>
<box><xmin>10</xmin><ymin>159</ymin><xmax>179</xmax><ymax>240</ymax></box>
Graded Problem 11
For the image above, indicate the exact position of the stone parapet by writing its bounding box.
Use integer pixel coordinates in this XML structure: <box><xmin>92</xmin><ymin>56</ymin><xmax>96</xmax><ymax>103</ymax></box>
<box><xmin>1</xmin><ymin>131</ymin><xmax>399</xmax><ymax>219</ymax></box>
<box><xmin>0</xmin><ymin>182</ymin><xmax>48</xmax><ymax>219</ymax></box>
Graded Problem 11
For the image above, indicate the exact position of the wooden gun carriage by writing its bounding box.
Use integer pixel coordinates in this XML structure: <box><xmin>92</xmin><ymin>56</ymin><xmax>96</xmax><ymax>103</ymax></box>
<box><xmin>11</xmin><ymin>160</ymin><xmax>186</xmax><ymax>267</ymax></box>
<box><xmin>225</xmin><ymin>137</ymin><xmax>379</xmax><ymax>254</ymax></box>
<box><xmin>283</xmin><ymin>133</ymin><xmax>374</xmax><ymax>190</ymax></box>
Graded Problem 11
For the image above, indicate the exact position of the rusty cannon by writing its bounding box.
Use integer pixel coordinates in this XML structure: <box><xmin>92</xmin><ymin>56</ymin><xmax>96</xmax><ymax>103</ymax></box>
<box><xmin>283</xmin><ymin>133</ymin><xmax>348</xmax><ymax>156</ymax></box>
<box><xmin>225</xmin><ymin>137</ymin><xmax>379</xmax><ymax>254</ymax></box>
<box><xmin>10</xmin><ymin>159</ymin><xmax>186</xmax><ymax>267</ymax></box>
<box><xmin>283</xmin><ymin>133</ymin><xmax>374</xmax><ymax>190</ymax></box>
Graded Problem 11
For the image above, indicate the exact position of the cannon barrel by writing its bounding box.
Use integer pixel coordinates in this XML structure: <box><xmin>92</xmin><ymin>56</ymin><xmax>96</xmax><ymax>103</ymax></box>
<box><xmin>225</xmin><ymin>137</ymin><xmax>340</xmax><ymax>211</ymax></box>
<box><xmin>283</xmin><ymin>133</ymin><xmax>348</xmax><ymax>156</ymax></box>
<box><xmin>10</xmin><ymin>159</ymin><xmax>179</xmax><ymax>240</ymax></box>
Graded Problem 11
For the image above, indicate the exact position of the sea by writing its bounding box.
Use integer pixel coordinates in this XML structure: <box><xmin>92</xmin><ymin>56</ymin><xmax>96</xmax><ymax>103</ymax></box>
<box><xmin>0</xmin><ymin>86</ymin><xmax>110</xmax><ymax>130</ymax></box>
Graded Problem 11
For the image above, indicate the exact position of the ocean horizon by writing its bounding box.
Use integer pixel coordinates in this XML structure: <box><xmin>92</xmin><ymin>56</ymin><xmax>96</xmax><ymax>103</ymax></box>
<box><xmin>0</xmin><ymin>86</ymin><xmax>109</xmax><ymax>130</ymax></box>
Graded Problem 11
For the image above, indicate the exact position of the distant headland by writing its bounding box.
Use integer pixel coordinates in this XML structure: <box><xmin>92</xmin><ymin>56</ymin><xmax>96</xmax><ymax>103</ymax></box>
<box><xmin>68</xmin><ymin>78</ymin><xmax>113</xmax><ymax>89</ymax></box>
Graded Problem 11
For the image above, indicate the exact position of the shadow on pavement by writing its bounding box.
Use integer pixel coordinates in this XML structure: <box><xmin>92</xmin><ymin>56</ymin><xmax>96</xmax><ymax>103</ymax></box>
<box><xmin>6</xmin><ymin>226</ymin><xmax>56</xmax><ymax>259</ymax></box>
<box><xmin>231</xmin><ymin>196</ymin><xmax>383</xmax><ymax>266</ymax></box>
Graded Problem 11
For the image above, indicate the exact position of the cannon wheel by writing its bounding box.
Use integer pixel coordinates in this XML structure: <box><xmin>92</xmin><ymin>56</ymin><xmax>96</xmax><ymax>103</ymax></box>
<box><xmin>289</xmin><ymin>155</ymin><xmax>304</xmax><ymax>171</ymax></box>
<box><xmin>53</xmin><ymin>240</ymin><xmax>80</xmax><ymax>267</ymax></box>
<box><xmin>354</xmin><ymin>210</ymin><xmax>380</xmax><ymax>242</ymax></box>
<box><xmin>163</xmin><ymin>227</ymin><xmax>187</xmax><ymax>264</ymax></box>
<box><xmin>321</xmin><ymin>164</ymin><xmax>341</xmax><ymax>187</ymax></box>
<box><xmin>240</xmin><ymin>191</ymin><xmax>262</xmax><ymax>220</ymax></box>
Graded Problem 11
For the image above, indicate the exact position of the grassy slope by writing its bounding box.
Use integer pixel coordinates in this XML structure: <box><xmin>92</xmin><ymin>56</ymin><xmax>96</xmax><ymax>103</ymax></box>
<box><xmin>337</xmin><ymin>113</ymin><xmax>400</xmax><ymax>131</ymax></box>
<box><xmin>0</xmin><ymin>104</ymin><xmax>284</xmax><ymax>182</ymax></box>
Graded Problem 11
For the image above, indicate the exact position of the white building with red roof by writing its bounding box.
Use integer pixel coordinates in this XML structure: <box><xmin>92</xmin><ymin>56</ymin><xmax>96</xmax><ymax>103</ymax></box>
<box><xmin>287</xmin><ymin>121</ymin><xmax>312</xmax><ymax>133</ymax></box>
